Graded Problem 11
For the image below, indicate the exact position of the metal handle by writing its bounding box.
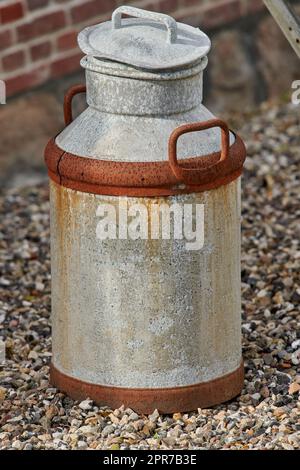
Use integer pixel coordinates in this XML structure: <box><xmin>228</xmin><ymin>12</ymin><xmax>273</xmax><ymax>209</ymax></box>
<box><xmin>112</xmin><ymin>6</ymin><xmax>177</xmax><ymax>44</ymax></box>
<box><xmin>64</xmin><ymin>84</ymin><xmax>87</xmax><ymax>126</ymax></box>
<box><xmin>168</xmin><ymin>119</ymin><xmax>230</xmax><ymax>184</ymax></box>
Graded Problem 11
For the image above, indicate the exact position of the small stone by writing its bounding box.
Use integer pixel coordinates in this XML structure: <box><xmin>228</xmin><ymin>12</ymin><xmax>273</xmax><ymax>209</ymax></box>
<box><xmin>77</xmin><ymin>440</ymin><xmax>88</xmax><ymax>449</ymax></box>
<box><xmin>28</xmin><ymin>350</ymin><xmax>38</xmax><ymax>360</ymax></box>
<box><xmin>281</xmin><ymin>443</ymin><xmax>295</xmax><ymax>451</ymax></box>
<box><xmin>0</xmin><ymin>339</ymin><xmax>5</xmax><ymax>363</ymax></box>
<box><xmin>148</xmin><ymin>409</ymin><xmax>160</xmax><ymax>422</ymax></box>
<box><xmin>24</xmin><ymin>443</ymin><xmax>33</xmax><ymax>450</ymax></box>
<box><xmin>12</xmin><ymin>440</ymin><xmax>22</xmax><ymax>450</ymax></box>
<box><xmin>45</xmin><ymin>404</ymin><xmax>59</xmax><ymax>420</ymax></box>
<box><xmin>260</xmin><ymin>386</ymin><xmax>270</xmax><ymax>398</ymax></box>
<box><xmin>109</xmin><ymin>414</ymin><xmax>120</xmax><ymax>425</ymax></box>
<box><xmin>251</xmin><ymin>393</ymin><xmax>261</xmax><ymax>405</ymax></box>
<box><xmin>35</xmin><ymin>281</ymin><xmax>45</xmax><ymax>291</ymax></box>
<box><xmin>264</xmin><ymin>309</ymin><xmax>271</xmax><ymax>319</ymax></box>
<box><xmin>102</xmin><ymin>425</ymin><xmax>115</xmax><ymax>437</ymax></box>
<box><xmin>133</xmin><ymin>419</ymin><xmax>145</xmax><ymax>431</ymax></box>
<box><xmin>283</xmin><ymin>277</ymin><xmax>293</xmax><ymax>288</ymax></box>
<box><xmin>173</xmin><ymin>413</ymin><xmax>182</xmax><ymax>421</ymax></box>
<box><xmin>78</xmin><ymin>425</ymin><xmax>95</xmax><ymax>434</ymax></box>
<box><xmin>70</xmin><ymin>418</ymin><xmax>81</xmax><ymax>427</ymax></box>
<box><xmin>185</xmin><ymin>423</ymin><xmax>196</xmax><ymax>432</ymax></box>
<box><xmin>0</xmin><ymin>387</ymin><xmax>7</xmax><ymax>402</ymax></box>
<box><xmin>288</xmin><ymin>382</ymin><xmax>300</xmax><ymax>395</ymax></box>
<box><xmin>291</xmin><ymin>350</ymin><xmax>300</xmax><ymax>365</ymax></box>
<box><xmin>276</xmin><ymin>373</ymin><xmax>291</xmax><ymax>385</ymax></box>
<box><xmin>291</xmin><ymin>340</ymin><xmax>300</xmax><ymax>350</ymax></box>
<box><xmin>128</xmin><ymin>412</ymin><xmax>139</xmax><ymax>421</ymax></box>
<box><xmin>79</xmin><ymin>399</ymin><xmax>93</xmax><ymax>411</ymax></box>
<box><xmin>110</xmin><ymin>444</ymin><xmax>120</xmax><ymax>450</ymax></box>
<box><xmin>162</xmin><ymin>437</ymin><xmax>176</xmax><ymax>447</ymax></box>
<box><xmin>142</xmin><ymin>421</ymin><xmax>156</xmax><ymax>436</ymax></box>
<box><xmin>273</xmin><ymin>408</ymin><xmax>286</xmax><ymax>418</ymax></box>
<box><xmin>263</xmin><ymin>354</ymin><xmax>273</xmax><ymax>365</ymax></box>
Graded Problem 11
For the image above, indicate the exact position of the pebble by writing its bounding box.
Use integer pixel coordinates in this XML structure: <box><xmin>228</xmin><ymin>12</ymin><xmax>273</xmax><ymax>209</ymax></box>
<box><xmin>148</xmin><ymin>409</ymin><xmax>160</xmax><ymax>423</ymax></box>
<box><xmin>251</xmin><ymin>393</ymin><xmax>261</xmax><ymax>406</ymax></box>
<box><xmin>102</xmin><ymin>425</ymin><xmax>115</xmax><ymax>437</ymax></box>
<box><xmin>291</xmin><ymin>350</ymin><xmax>300</xmax><ymax>365</ymax></box>
<box><xmin>128</xmin><ymin>412</ymin><xmax>139</xmax><ymax>422</ymax></box>
<box><xmin>77</xmin><ymin>440</ymin><xmax>88</xmax><ymax>449</ymax></box>
<box><xmin>263</xmin><ymin>354</ymin><xmax>273</xmax><ymax>365</ymax></box>
<box><xmin>79</xmin><ymin>399</ymin><xmax>93</xmax><ymax>411</ymax></box>
<box><xmin>288</xmin><ymin>383</ymin><xmax>300</xmax><ymax>395</ymax></box>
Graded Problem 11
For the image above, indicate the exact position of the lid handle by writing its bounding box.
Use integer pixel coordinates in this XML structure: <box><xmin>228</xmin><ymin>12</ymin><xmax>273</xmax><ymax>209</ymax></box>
<box><xmin>111</xmin><ymin>6</ymin><xmax>177</xmax><ymax>44</ymax></box>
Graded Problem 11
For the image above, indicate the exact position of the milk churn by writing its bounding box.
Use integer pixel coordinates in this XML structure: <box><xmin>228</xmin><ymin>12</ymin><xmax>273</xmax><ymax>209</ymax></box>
<box><xmin>45</xmin><ymin>5</ymin><xmax>246</xmax><ymax>413</ymax></box>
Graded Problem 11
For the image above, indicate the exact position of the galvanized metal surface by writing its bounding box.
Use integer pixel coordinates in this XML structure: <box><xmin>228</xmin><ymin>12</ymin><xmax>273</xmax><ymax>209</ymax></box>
<box><xmin>56</xmin><ymin>61</ymin><xmax>235</xmax><ymax>161</ymax></box>
<box><xmin>78</xmin><ymin>5</ymin><xmax>211</xmax><ymax>71</ymax></box>
<box><xmin>50</xmin><ymin>178</ymin><xmax>242</xmax><ymax>389</ymax></box>
<box><xmin>263</xmin><ymin>0</ymin><xmax>300</xmax><ymax>58</ymax></box>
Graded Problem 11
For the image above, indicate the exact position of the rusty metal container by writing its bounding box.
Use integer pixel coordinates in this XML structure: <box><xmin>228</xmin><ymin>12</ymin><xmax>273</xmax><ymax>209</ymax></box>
<box><xmin>45</xmin><ymin>5</ymin><xmax>246</xmax><ymax>414</ymax></box>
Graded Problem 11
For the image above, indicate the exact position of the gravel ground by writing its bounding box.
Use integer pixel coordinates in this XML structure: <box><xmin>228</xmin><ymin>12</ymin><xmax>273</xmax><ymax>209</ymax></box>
<box><xmin>0</xmin><ymin>101</ymin><xmax>299</xmax><ymax>450</ymax></box>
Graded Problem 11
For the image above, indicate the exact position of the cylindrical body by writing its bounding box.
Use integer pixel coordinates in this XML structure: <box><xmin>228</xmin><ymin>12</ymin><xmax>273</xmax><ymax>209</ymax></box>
<box><xmin>45</xmin><ymin>6</ymin><xmax>246</xmax><ymax>413</ymax></box>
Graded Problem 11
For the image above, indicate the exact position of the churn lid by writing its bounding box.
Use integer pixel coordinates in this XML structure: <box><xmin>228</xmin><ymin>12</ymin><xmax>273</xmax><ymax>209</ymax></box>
<box><xmin>78</xmin><ymin>5</ymin><xmax>211</xmax><ymax>71</ymax></box>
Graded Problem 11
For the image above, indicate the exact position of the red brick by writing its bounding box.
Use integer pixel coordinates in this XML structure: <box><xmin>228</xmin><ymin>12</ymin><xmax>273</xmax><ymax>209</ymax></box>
<box><xmin>6</xmin><ymin>64</ymin><xmax>50</xmax><ymax>96</ymax></box>
<box><xmin>57</xmin><ymin>30</ymin><xmax>78</xmax><ymax>51</ymax></box>
<box><xmin>71</xmin><ymin>0</ymin><xmax>115</xmax><ymax>23</ymax></box>
<box><xmin>247</xmin><ymin>0</ymin><xmax>264</xmax><ymax>14</ymax></box>
<box><xmin>182</xmin><ymin>0</ymin><xmax>205</xmax><ymax>6</ymax></box>
<box><xmin>50</xmin><ymin>52</ymin><xmax>83</xmax><ymax>78</ymax></box>
<box><xmin>30</xmin><ymin>41</ymin><xmax>52</xmax><ymax>61</ymax></box>
<box><xmin>0</xmin><ymin>1</ymin><xmax>24</xmax><ymax>24</ymax></box>
<box><xmin>2</xmin><ymin>50</ymin><xmax>25</xmax><ymax>72</ymax></box>
<box><xmin>133</xmin><ymin>0</ymin><xmax>160</xmax><ymax>11</ymax></box>
<box><xmin>0</xmin><ymin>29</ymin><xmax>13</xmax><ymax>51</ymax></box>
<box><xmin>202</xmin><ymin>0</ymin><xmax>242</xmax><ymax>30</ymax></box>
<box><xmin>17</xmin><ymin>11</ymin><xmax>66</xmax><ymax>42</ymax></box>
<box><xmin>27</xmin><ymin>0</ymin><xmax>50</xmax><ymax>10</ymax></box>
<box><xmin>159</xmin><ymin>0</ymin><xmax>178</xmax><ymax>13</ymax></box>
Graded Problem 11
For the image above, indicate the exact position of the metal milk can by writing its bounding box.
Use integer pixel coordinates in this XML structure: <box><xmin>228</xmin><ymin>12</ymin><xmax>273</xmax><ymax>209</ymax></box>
<box><xmin>45</xmin><ymin>5</ymin><xmax>246</xmax><ymax>413</ymax></box>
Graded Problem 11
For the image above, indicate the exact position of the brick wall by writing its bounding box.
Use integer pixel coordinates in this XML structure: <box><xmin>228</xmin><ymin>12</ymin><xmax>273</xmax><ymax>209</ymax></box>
<box><xmin>0</xmin><ymin>0</ymin><xmax>266</xmax><ymax>97</ymax></box>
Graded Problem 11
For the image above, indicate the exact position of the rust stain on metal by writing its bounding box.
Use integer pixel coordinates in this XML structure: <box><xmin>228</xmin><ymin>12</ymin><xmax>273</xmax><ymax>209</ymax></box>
<box><xmin>44</xmin><ymin>132</ymin><xmax>246</xmax><ymax>197</ymax></box>
<box><xmin>50</xmin><ymin>360</ymin><xmax>244</xmax><ymax>414</ymax></box>
<box><xmin>51</xmin><ymin>183</ymin><xmax>84</xmax><ymax>372</ymax></box>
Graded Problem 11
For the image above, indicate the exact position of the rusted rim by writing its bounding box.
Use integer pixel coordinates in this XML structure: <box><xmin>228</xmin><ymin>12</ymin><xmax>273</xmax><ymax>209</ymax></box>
<box><xmin>50</xmin><ymin>361</ymin><xmax>244</xmax><ymax>414</ymax></box>
<box><xmin>45</xmin><ymin>134</ymin><xmax>246</xmax><ymax>197</ymax></box>
<box><xmin>45</xmin><ymin>84</ymin><xmax>246</xmax><ymax>196</ymax></box>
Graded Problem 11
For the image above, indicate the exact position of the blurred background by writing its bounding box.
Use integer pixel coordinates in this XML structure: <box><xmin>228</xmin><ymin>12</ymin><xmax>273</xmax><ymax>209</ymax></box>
<box><xmin>0</xmin><ymin>0</ymin><xmax>299</xmax><ymax>189</ymax></box>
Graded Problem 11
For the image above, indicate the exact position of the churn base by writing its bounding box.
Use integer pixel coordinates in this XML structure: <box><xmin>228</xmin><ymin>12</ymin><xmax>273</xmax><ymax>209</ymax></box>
<box><xmin>50</xmin><ymin>362</ymin><xmax>244</xmax><ymax>414</ymax></box>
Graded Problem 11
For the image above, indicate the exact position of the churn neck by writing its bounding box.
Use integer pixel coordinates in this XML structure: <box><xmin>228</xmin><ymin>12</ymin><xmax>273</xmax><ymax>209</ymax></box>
<box><xmin>81</xmin><ymin>56</ymin><xmax>207</xmax><ymax>117</ymax></box>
